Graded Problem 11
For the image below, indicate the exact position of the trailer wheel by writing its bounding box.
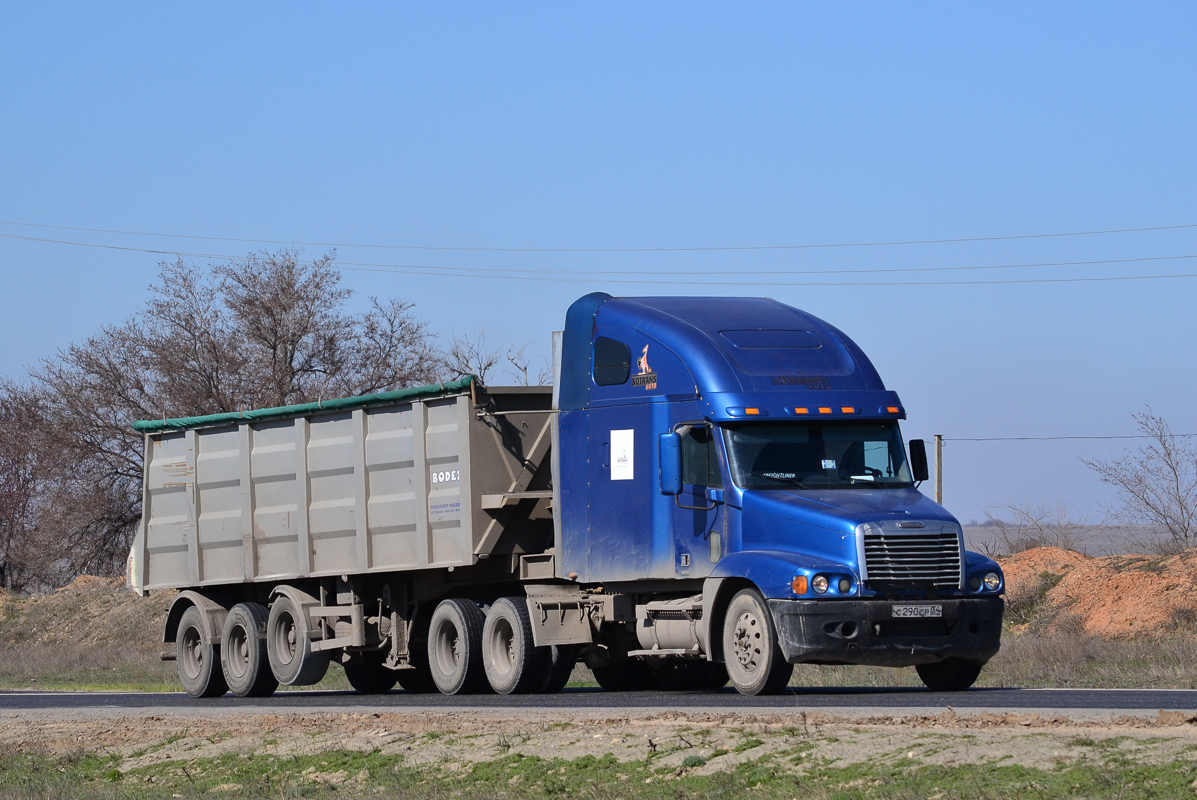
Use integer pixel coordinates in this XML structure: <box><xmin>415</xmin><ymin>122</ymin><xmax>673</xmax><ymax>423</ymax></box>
<box><xmin>482</xmin><ymin>597</ymin><xmax>547</xmax><ymax>695</ymax></box>
<box><xmin>722</xmin><ymin>589</ymin><xmax>793</xmax><ymax>695</ymax></box>
<box><xmin>221</xmin><ymin>603</ymin><xmax>279</xmax><ymax>698</ymax></box>
<box><xmin>267</xmin><ymin>595</ymin><xmax>330</xmax><ymax>686</ymax></box>
<box><xmin>427</xmin><ymin>598</ymin><xmax>487</xmax><ymax>694</ymax></box>
<box><xmin>915</xmin><ymin>659</ymin><xmax>983</xmax><ymax>691</ymax></box>
<box><xmin>536</xmin><ymin>645</ymin><xmax>579</xmax><ymax>694</ymax></box>
<box><xmin>176</xmin><ymin>605</ymin><xmax>228</xmax><ymax>698</ymax></box>
<box><xmin>344</xmin><ymin>652</ymin><xmax>398</xmax><ymax>694</ymax></box>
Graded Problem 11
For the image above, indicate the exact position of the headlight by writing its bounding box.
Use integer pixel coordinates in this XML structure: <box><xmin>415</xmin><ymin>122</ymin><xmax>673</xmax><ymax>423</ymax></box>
<box><xmin>983</xmin><ymin>572</ymin><xmax>1001</xmax><ymax>591</ymax></box>
<box><xmin>812</xmin><ymin>575</ymin><xmax>829</xmax><ymax>594</ymax></box>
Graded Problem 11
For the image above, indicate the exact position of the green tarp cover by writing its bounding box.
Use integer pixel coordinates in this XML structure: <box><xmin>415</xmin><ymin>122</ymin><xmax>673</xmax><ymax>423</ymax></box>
<box><xmin>131</xmin><ymin>376</ymin><xmax>476</xmax><ymax>434</ymax></box>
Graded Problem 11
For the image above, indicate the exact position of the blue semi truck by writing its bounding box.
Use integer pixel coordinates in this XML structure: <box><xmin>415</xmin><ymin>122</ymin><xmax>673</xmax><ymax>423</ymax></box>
<box><xmin>133</xmin><ymin>292</ymin><xmax>1003</xmax><ymax>698</ymax></box>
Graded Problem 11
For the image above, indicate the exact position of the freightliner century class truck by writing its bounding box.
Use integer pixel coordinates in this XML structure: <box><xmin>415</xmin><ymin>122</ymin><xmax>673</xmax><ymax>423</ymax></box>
<box><xmin>130</xmin><ymin>293</ymin><xmax>1004</xmax><ymax>698</ymax></box>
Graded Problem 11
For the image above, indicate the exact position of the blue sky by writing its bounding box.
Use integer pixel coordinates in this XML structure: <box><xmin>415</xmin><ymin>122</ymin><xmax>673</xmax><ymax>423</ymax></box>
<box><xmin>1</xmin><ymin>3</ymin><xmax>1195</xmax><ymax>523</ymax></box>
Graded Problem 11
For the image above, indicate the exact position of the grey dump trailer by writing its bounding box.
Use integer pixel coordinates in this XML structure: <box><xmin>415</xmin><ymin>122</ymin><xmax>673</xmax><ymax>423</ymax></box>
<box><xmin>132</xmin><ymin>378</ymin><xmax>565</xmax><ymax>697</ymax></box>
<box><xmin>133</xmin><ymin>294</ymin><xmax>1003</xmax><ymax>699</ymax></box>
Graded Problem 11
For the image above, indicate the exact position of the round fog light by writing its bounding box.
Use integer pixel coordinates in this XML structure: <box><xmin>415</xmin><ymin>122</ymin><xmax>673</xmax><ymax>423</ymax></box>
<box><xmin>983</xmin><ymin>572</ymin><xmax>1001</xmax><ymax>591</ymax></box>
<box><xmin>969</xmin><ymin>575</ymin><xmax>982</xmax><ymax>591</ymax></box>
<box><xmin>812</xmin><ymin>575</ymin><xmax>829</xmax><ymax>594</ymax></box>
<box><xmin>838</xmin><ymin>578</ymin><xmax>851</xmax><ymax>593</ymax></box>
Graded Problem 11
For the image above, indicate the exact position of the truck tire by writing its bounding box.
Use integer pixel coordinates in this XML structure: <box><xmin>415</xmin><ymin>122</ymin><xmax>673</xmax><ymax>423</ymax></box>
<box><xmin>176</xmin><ymin>605</ymin><xmax>228</xmax><ymax>698</ymax></box>
<box><xmin>344</xmin><ymin>652</ymin><xmax>398</xmax><ymax>694</ymax></box>
<box><xmin>427</xmin><ymin>598</ymin><xmax>487</xmax><ymax>694</ymax></box>
<box><xmin>267</xmin><ymin>594</ymin><xmax>330</xmax><ymax>686</ymax></box>
<box><xmin>221</xmin><ymin>602</ymin><xmax>279</xmax><ymax>698</ymax></box>
<box><xmin>656</xmin><ymin>659</ymin><xmax>730</xmax><ymax>692</ymax></box>
<box><xmin>394</xmin><ymin>654</ymin><xmax>437</xmax><ymax>693</ymax></box>
<box><xmin>916</xmin><ymin>659</ymin><xmax>983</xmax><ymax>691</ymax></box>
<box><xmin>482</xmin><ymin>597</ymin><xmax>547</xmax><ymax>695</ymax></box>
<box><xmin>722</xmin><ymin>589</ymin><xmax>793</xmax><ymax>696</ymax></box>
<box><xmin>537</xmin><ymin>645</ymin><xmax>578</xmax><ymax>694</ymax></box>
<box><xmin>592</xmin><ymin>659</ymin><xmax>658</xmax><ymax>691</ymax></box>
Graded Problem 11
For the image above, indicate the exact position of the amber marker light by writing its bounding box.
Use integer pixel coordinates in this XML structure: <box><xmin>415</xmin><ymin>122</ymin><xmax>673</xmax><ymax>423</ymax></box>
<box><xmin>887</xmin><ymin>406</ymin><xmax>900</xmax><ymax>413</ymax></box>
<box><xmin>745</xmin><ymin>408</ymin><xmax>760</xmax><ymax>415</ymax></box>
<box><xmin>794</xmin><ymin>407</ymin><xmax>809</xmax><ymax>414</ymax></box>
<box><xmin>818</xmin><ymin>407</ymin><xmax>832</xmax><ymax>414</ymax></box>
<box><xmin>841</xmin><ymin>407</ymin><xmax>855</xmax><ymax>414</ymax></box>
<box><xmin>792</xmin><ymin>576</ymin><xmax>808</xmax><ymax>594</ymax></box>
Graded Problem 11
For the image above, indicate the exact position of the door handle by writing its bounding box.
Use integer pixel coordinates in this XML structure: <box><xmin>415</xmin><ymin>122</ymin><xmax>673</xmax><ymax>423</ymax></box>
<box><xmin>602</xmin><ymin>442</ymin><xmax>609</xmax><ymax>468</ymax></box>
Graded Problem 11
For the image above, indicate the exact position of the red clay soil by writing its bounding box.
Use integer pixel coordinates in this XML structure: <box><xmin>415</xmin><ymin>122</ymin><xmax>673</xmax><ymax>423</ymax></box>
<box><xmin>998</xmin><ymin>547</ymin><xmax>1197</xmax><ymax>638</ymax></box>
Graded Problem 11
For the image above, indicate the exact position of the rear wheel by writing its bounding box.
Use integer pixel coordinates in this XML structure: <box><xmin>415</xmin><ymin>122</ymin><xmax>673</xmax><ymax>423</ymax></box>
<box><xmin>482</xmin><ymin>597</ymin><xmax>547</xmax><ymax>695</ymax></box>
<box><xmin>344</xmin><ymin>652</ymin><xmax>398</xmax><ymax>694</ymax></box>
<box><xmin>221</xmin><ymin>602</ymin><xmax>279</xmax><ymax>698</ymax></box>
<box><xmin>267</xmin><ymin>594</ymin><xmax>330</xmax><ymax>686</ymax></box>
<box><xmin>592</xmin><ymin>659</ymin><xmax>658</xmax><ymax>692</ymax></box>
<box><xmin>916</xmin><ymin>659</ymin><xmax>983</xmax><ymax>691</ymax></box>
<box><xmin>176</xmin><ymin>605</ymin><xmax>227</xmax><ymax>698</ymax></box>
<box><xmin>722</xmin><ymin>589</ymin><xmax>793</xmax><ymax>695</ymax></box>
<box><xmin>427</xmin><ymin>598</ymin><xmax>487</xmax><ymax>694</ymax></box>
<box><xmin>656</xmin><ymin>659</ymin><xmax>729</xmax><ymax>691</ymax></box>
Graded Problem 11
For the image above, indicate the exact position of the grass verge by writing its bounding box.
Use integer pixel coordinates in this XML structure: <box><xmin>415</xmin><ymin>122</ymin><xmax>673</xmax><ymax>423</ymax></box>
<box><xmin>1</xmin><ymin>744</ymin><xmax>1195</xmax><ymax>800</ymax></box>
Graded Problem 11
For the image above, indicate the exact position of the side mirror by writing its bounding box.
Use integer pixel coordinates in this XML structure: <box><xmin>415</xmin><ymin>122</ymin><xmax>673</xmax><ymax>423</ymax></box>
<box><xmin>658</xmin><ymin>432</ymin><xmax>682</xmax><ymax>496</ymax></box>
<box><xmin>908</xmin><ymin>439</ymin><xmax>929</xmax><ymax>483</ymax></box>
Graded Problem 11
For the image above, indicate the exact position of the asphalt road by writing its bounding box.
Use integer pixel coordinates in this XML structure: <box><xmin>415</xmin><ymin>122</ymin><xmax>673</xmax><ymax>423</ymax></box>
<box><xmin>2</xmin><ymin>687</ymin><xmax>1195</xmax><ymax>713</ymax></box>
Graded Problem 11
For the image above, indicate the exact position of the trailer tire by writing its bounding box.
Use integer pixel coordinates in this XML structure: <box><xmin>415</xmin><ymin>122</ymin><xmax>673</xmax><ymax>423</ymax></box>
<box><xmin>482</xmin><ymin>597</ymin><xmax>547</xmax><ymax>695</ymax></box>
<box><xmin>176</xmin><ymin>605</ymin><xmax>228</xmax><ymax>698</ymax></box>
<box><xmin>428</xmin><ymin>598</ymin><xmax>487</xmax><ymax>695</ymax></box>
<box><xmin>344</xmin><ymin>652</ymin><xmax>398</xmax><ymax>694</ymax></box>
<box><xmin>536</xmin><ymin>645</ymin><xmax>578</xmax><ymax>694</ymax></box>
<box><xmin>916</xmin><ymin>659</ymin><xmax>983</xmax><ymax>692</ymax></box>
<box><xmin>722</xmin><ymin>589</ymin><xmax>793</xmax><ymax>696</ymax></box>
<box><xmin>221</xmin><ymin>603</ymin><xmax>279</xmax><ymax>698</ymax></box>
<box><xmin>267</xmin><ymin>595</ymin><xmax>330</xmax><ymax>686</ymax></box>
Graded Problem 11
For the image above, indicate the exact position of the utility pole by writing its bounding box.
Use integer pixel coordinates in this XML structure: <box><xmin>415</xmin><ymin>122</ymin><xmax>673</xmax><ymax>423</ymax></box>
<box><xmin>934</xmin><ymin>434</ymin><xmax>943</xmax><ymax>505</ymax></box>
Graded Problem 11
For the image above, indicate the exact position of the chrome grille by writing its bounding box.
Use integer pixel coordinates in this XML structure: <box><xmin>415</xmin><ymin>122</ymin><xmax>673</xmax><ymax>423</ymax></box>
<box><xmin>862</xmin><ymin>529</ymin><xmax>962</xmax><ymax>587</ymax></box>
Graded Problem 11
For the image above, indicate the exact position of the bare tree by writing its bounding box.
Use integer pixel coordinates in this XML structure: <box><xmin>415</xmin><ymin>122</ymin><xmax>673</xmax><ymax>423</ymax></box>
<box><xmin>0</xmin><ymin>250</ymin><xmax>438</xmax><ymax>591</ymax></box>
<box><xmin>1082</xmin><ymin>409</ymin><xmax>1197</xmax><ymax>548</ymax></box>
<box><xmin>977</xmin><ymin>501</ymin><xmax>1097</xmax><ymax>558</ymax></box>
<box><xmin>441</xmin><ymin>331</ymin><xmax>551</xmax><ymax>386</ymax></box>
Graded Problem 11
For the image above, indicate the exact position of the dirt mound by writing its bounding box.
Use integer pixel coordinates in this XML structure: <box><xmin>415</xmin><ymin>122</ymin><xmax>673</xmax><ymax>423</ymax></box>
<box><xmin>998</xmin><ymin>547</ymin><xmax>1197</xmax><ymax>638</ymax></box>
<box><xmin>0</xmin><ymin>576</ymin><xmax>174</xmax><ymax>650</ymax></box>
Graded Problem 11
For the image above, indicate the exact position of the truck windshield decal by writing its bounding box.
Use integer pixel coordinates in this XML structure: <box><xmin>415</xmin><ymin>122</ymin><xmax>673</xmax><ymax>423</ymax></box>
<box><xmin>723</xmin><ymin>422</ymin><xmax>914</xmax><ymax>491</ymax></box>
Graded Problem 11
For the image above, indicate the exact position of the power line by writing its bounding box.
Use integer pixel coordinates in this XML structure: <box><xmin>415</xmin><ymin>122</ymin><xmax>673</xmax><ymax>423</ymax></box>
<box><xmin>1</xmin><ymin>218</ymin><xmax>1195</xmax><ymax>254</ymax></box>
<box><xmin>5</xmin><ymin>231</ymin><xmax>1197</xmax><ymax>286</ymax></box>
<box><xmin>945</xmin><ymin>434</ymin><xmax>1197</xmax><ymax>442</ymax></box>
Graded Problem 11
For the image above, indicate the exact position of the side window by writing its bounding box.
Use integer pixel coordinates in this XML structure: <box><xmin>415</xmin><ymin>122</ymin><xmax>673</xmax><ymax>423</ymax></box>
<box><xmin>593</xmin><ymin>337</ymin><xmax>631</xmax><ymax>386</ymax></box>
<box><xmin>681</xmin><ymin>426</ymin><xmax>723</xmax><ymax>488</ymax></box>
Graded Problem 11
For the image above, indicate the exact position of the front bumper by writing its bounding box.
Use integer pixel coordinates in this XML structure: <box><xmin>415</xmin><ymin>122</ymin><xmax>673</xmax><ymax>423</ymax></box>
<box><xmin>767</xmin><ymin>597</ymin><xmax>1003</xmax><ymax>667</ymax></box>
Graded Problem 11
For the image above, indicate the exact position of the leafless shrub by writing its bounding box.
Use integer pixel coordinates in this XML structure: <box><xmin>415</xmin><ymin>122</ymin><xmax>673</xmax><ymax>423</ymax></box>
<box><xmin>978</xmin><ymin>502</ymin><xmax>1098</xmax><ymax>557</ymax></box>
<box><xmin>1082</xmin><ymin>409</ymin><xmax>1197</xmax><ymax>549</ymax></box>
<box><xmin>0</xmin><ymin>251</ymin><xmax>437</xmax><ymax>591</ymax></box>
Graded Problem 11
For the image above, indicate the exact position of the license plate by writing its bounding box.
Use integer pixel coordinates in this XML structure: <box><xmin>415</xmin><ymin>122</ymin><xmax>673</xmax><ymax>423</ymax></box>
<box><xmin>892</xmin><ymin>604</ymin><xmax>942</xmax><ymax>618</ymax></box>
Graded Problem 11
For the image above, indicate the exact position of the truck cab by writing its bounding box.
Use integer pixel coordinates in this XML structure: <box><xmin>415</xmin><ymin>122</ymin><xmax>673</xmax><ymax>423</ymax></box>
<box><xmin>554</xmin><ymin>293</ymin><xmax>1003</xmax><ymax>693</ymax></box>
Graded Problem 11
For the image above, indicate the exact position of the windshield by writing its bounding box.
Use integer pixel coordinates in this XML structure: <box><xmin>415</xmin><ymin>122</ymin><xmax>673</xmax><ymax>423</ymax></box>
<box><xmin>723</xmin><ymin>422</ymin><xmax>914</xmax><ymax>490</ymax></box>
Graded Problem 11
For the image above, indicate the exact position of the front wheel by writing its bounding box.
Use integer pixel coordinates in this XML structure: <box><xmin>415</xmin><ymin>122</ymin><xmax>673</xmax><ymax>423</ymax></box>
<box><xmin>722</xmin><ymin>589</ymin><xmax>793</xmax><ymax>695</ymax></box>
<box><xmin>916</xmin><ymin>659</ymin><xmax>983</xmax><ymax>691</ymax></box>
